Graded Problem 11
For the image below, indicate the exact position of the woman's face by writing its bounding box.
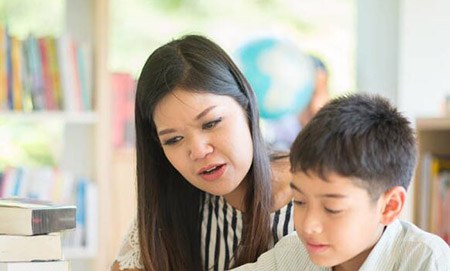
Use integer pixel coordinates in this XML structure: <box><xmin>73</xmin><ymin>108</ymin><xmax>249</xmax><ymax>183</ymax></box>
<box><xmin>153</xmin><ymin>88</ymin><xmax>254</xmax><ymax>197</ymax></box>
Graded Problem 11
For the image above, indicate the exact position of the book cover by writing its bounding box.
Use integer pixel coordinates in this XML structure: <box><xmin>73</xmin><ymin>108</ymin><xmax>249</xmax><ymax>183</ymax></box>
<box><xmin>0</xmin><ymin>198</ymin><xmax>76</xmax><ymax>235</ymax></box>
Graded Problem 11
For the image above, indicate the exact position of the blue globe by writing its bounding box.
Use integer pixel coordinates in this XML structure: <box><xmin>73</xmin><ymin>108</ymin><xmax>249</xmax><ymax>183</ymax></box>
<box><xmin>235</xmin><ymin>37</ymin><xmax>315</xmax><ymax>119</ymax></box>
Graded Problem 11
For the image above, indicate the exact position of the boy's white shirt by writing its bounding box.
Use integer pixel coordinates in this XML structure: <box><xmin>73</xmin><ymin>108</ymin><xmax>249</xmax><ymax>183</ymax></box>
<box><xmin>230</xmin><ymin>219</ymin><xmax>450</xmax><ymax>271</ymax></box>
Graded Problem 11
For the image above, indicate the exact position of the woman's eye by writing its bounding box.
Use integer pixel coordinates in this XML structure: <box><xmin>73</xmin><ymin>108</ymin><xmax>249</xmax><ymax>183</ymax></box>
<box><xmin>202</xmin><ymin>117</ymin><xmax>222</xmax><ymax>129</ymax></box>
<box><xmin>324</xmin><ymin>207</ymin><xmax>342</xmax><ymax>214</ymax></box>
<box><xmin>163</xmin><ymin>136</ymin><xmax>183</xmax><ymax>145</ymax></box>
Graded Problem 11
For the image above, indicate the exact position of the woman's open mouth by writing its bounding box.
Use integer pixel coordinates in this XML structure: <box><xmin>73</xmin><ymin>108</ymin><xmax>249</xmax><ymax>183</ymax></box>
<box><xmin>199</xmin><ymin>164</ymin><xmax>227</xmax><ymax>181</ymax></box>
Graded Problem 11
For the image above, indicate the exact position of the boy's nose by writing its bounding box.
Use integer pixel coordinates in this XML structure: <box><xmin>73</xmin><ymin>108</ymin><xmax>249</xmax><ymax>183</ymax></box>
<box><xmin>188</xmin><ymin>137</ymin><xmax>213</xmax><ymax>161</ymax></box>
<box><xmin>301</xmin><ymin>211</ymin><xmax>323</xmax><ymax>235</ymax></box>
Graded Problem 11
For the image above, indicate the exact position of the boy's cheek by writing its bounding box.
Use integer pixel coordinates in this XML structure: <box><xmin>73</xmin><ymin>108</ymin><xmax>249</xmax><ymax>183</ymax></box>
<box><xmin>293</xmin><ymin>209</ymin><xmax>304</xmax><ymax>237</ymax></box>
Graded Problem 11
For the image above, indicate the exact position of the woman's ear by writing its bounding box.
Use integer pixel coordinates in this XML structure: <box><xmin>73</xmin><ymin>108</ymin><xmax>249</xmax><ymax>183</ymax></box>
<box><xmin>379</xmin><ymin>186</ymin><xmax>406</xmax><ymax>225</ymax></box>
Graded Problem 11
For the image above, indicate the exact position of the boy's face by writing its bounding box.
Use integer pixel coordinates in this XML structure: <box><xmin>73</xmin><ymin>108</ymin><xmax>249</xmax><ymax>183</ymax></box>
<box><xmin>291</xmin><ymin>171</ymin><xmax>385</xmax><ymax>269</ymax></box>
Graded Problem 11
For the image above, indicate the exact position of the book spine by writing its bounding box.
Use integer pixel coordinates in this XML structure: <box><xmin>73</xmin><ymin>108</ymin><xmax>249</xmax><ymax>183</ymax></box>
<box><xmin>38</xmin><ymin>37</ymin><xmax>55</xmax><ymax>110</ymax></box>
<box><xmin>11</xmin><ymin>37</ymin><xmax>23</xmax><ymax>110</ymax></box>
<box><xmin>29</xmin><ymin>36</ymin><xmax>46</xmax><ymax>110</ymax></box>
<box><xmin>0</xmin><ymin>24</ymin><xmax>7</xmax><ymax>110</ymax></box>
<box><xmin>47</xmin><ymin>37</ymin><xmax>63</xmax><ymax>110</ymax></box>
<box><xmin>31</xmin><ymin>208</ymin><xmax>76</xmax><ymax>235</ymax></box>
<box><xmin>6</xmin><ymin>27</ymin><xmax>13</xmax><ymax>110</ymax></box>
<box><xmin>70</xmin><ymin>42</ymin><xmax>82</xmax><ymax>111</ymax></box>
<box><xmin>21</xmin><ymin>37</ymin><xmax>33</xmax><ymax>111</ymax></box>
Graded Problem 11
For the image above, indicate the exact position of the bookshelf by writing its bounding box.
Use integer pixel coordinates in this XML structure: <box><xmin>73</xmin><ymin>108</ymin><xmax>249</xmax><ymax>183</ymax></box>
<box><xmin>413</xmin><ymin>117</ymin><xmax>450</xmax><ymax>233</ymax></box>
<box><xmin>0</xmin><ymin>112</ymin><xmax>98</xmax><ymax>123</ymax></box>
<box><xmin>1</xmin><ymin>0</ymin><xmax>113</xmax><ymax>270</ymax></box>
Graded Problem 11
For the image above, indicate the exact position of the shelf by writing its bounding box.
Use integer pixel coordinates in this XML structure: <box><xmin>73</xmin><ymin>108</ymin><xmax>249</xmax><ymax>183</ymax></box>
<box><xmin>0</xmin><ymin>111</ymin><xmax>99</xmax><ymax>124</ymax></box>
<box><xmin>417</xmin><ymin>117</ymin><xmax>450</xmax><ymax>131</ymax></box>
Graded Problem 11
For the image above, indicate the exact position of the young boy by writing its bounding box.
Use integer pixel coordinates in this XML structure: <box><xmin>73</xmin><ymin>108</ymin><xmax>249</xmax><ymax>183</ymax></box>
<box><xmin>232</xmin><ymin>94</ymin><xmax>450</xmax><ymax>271</ymax></box>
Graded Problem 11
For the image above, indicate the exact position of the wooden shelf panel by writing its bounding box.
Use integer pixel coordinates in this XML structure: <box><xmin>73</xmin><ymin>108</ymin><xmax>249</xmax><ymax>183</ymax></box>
<box><xmin>417</xmin><ymin>117</ymin><xmax>450</xmax><ymax>131</ymax></box>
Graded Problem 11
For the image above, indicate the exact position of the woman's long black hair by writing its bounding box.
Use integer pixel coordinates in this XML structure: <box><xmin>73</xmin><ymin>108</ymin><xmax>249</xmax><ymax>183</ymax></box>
<box><xmin>135</xmin><ymin>35</ymin><xmax>273</xmax><ymax>270</ymax></box>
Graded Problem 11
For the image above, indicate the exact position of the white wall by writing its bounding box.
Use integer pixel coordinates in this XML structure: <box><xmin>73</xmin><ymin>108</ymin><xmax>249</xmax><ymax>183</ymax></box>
<box><xmin>357</xmin><ymin>0</ymin><xmax>400</xmax><ymax>105</ymax></box>
<box><xmin>357</xmin><ymin>0</ymin><xmax>450</xmax><ymax>222</ymax></box>
<box><xmin>398</xmin><ymin>0</ymin><xmax>450</xmax><ymax>120</ymax></box>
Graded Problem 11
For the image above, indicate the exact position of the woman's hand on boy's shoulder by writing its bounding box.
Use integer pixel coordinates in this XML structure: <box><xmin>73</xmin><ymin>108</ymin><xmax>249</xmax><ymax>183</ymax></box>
<box><xmin>270</xmin><ymin>156</ymin><xmax>293</xmax><ymax>212</ymax></box>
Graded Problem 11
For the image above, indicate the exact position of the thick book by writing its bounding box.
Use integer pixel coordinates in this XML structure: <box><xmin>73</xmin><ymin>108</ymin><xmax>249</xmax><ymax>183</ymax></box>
<box><xmin>0</xmin><ymin>233</ymin><xmax>61</xmax><ymax>261</ymax></box>
<box><xmin>0</xmin><ymin>261</ymin><xmax>70</xmax><ymax>271</ymax></box>
<box><xmin>0</xmin><ymin>198</ymin><xmax>76</xmax><ymax>235</ymax></box>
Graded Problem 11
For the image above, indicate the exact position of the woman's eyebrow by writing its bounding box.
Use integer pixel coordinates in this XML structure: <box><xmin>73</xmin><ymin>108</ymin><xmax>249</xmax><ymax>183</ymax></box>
<box><xmin>158</xmin><ymin>105</ymin><xmax>218</xmax><ymax>136</ymax></box>
<box><xmin>158</xmin><ymin>128</ymin><xmax>176</xmax><ymax>136</ymax></box>
<box><xmin>195</xmin><ymin>105</ymin><xmax>217</xmax><ymax>120</ymax></box>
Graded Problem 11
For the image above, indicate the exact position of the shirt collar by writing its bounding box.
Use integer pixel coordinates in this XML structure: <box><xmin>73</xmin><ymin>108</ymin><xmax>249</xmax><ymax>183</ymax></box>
<box><xmin>359</xmin><ymin>219</ymin><xmax>402</xmax><ymax>270</ymax></box>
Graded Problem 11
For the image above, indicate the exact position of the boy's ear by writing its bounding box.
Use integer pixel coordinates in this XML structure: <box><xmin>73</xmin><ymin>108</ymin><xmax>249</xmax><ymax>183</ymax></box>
<box><xmin>379</xmin><ymin>186</ymin><xmax>406</xmax><ymax>225</ymax></box>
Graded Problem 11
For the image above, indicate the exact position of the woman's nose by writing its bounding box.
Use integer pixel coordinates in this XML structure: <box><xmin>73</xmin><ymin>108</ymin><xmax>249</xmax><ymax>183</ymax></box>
<box><xmin>188</xmin><ymin>136</ymin><xmax>213</xmax><ymax>161</ymax></box>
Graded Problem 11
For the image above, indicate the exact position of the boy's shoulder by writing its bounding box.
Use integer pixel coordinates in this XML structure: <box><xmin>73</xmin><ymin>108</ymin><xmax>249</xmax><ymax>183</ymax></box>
<box><xmin>396</xmin><ymin>220</ymin><xmax>449</xmax><ymax>263</ymax></box>
<box><xmin>368</xmin><ymin>219</ymin><xmax>450</xmax><ymax>270</ymax></box>
<box><xmin>230</xmin><ymin>232</ymin><xmax>328</xmax><ymax>271</ymax></box>
<box><xmin>398</xmin><ymin>220</ymin><xmax>450</xmax><ymax>254</ymax></box>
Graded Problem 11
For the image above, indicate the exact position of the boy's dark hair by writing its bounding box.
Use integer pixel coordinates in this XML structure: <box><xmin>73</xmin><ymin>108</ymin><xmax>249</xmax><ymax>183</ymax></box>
<box><xmin>290</xmin><ymin>94</ymin><xmax>417</xmax><ymax>199</ymax></box>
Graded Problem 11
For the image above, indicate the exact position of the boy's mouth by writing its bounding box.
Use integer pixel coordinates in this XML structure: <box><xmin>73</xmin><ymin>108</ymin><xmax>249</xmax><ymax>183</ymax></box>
<box><xmin>306</xmin><ymin>242</ymin><xmax>330</xmax><ymax>254</ymax></box>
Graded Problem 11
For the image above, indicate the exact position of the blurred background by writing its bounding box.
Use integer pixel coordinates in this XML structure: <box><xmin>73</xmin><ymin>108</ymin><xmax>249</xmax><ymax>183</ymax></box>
<box><xmin>0</xmin><ymin>0</ymin><xmax>449</xmax><ymax>270</ymax></box>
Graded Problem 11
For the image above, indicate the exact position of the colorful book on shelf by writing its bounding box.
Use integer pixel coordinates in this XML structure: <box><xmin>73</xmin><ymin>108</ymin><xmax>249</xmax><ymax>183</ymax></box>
<box><xmin>0</xmin><ymin>233</ymin><xmax>62</xmax><ymax>262</ymax></box>
<box><xmin>47</xmin><ymin>37</ymin><xmax>63</xmax><ymax>110</ymax></box>
<box><xmin>57</xmin><ymin>35</ymin><xmax>78</xmax><ymax>111</ymax></box>
<box><xmin>418</xmin><ymin>153</ymin><xmax>450</xmax><ymax>244</ymax></box>
<box><xmin>38</xmin><ymin>37</ymin><xmax>56</xmax><ymax>110</ymax></box>
<box><xmin>0</xmin><ymin>24</ymin><xmax>7</xmax><ymax>110</ymax></box>
<box><xmin>0</xmin><ymin>197</ymin><xmax>76</xmax><ymax>235</ymax></box>
<box><xmin>77</xmin><ymin>43</ymin><xmax>92</xmax><ymax>111</ymax></box>
<box><xmin>27</xmin><ymin>35</ymin><xmax>46</xmax><ymax>110</ymax></box>
<box><xmin>112</xmin><ymin>72</ymin><xmax>136</xmax><ymax>148</ymax></box>
<box><xmin>0</xmin><ymin>261</ymin><xmax>70</xmax><ymax>271</ymax></box>
<box><xmin>70</xmin><ymin>40</ymin><xmax>82</xmax><ymax>111</ymax></box>
<box><xmin>10</xmin><ymin>37</ymin><xmax>23</xmax><ymax>111</ymax></box>
<box><xmin>6</xmin><ymin>27</ymin><xmax>12</xmax><ymax>110</ymax></box>
<box><xmin>429</xmin><ymin>156</ymin><xmax>450</xmax><ymax>244</ymax></box>
<box><xmin>20</xmin><ymin>36</ymin><xmax>33</xmax><ymax>112</ymax></box>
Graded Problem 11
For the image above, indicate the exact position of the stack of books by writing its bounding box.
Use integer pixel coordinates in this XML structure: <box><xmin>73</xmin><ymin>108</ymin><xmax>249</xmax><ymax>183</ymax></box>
<box><xmin>0</xmin><ymin>198</ymin><xmax>76</xmax><ymax>271</ymax></box>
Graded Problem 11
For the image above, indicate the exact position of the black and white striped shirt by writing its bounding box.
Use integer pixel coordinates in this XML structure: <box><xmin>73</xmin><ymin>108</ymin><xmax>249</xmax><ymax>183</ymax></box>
<box><xmin>114</xmin><ymin>193</ymin><xmax>295</xmax><ymax>271</ymax></box>
<box><xmin>200</xmin><ymin>194</ymin><xmax>295</xmax><ymax>271</ymax></box>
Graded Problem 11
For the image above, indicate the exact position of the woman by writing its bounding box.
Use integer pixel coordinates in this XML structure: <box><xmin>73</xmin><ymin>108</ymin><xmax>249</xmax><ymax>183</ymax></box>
<box><xmin>111</xmin><ymin>35</ymin><xmax>293</xmax><ymax>271</ymax></box>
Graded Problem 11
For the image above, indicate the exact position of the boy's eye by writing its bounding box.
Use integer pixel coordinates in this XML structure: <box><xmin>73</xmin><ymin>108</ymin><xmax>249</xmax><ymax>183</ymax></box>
<box><xmin>202</xmin><ymin>117</ymin><xmax>222</xmax><ymax>129</ymax></box>
<box><xmin>163</xmin><ymin>136</ymin><xmax>183</xmax><ymax>145</ymax></box>
<box><xmin>293</xmin><ymin>200</ymin><xmax>306</xmax><ymax>206</ymax></box>
<box><xmin>324</xmin><ymin>207</ymin><xmax>342</xmax><ymax>214</ymax></box>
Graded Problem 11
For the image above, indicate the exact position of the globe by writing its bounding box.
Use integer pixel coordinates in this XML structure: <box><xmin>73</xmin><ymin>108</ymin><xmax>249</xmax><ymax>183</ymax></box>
<box><xmin>235</xmin><ymin>37</ymin><xmax>315</xmax><ymax>119</ymax></box>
